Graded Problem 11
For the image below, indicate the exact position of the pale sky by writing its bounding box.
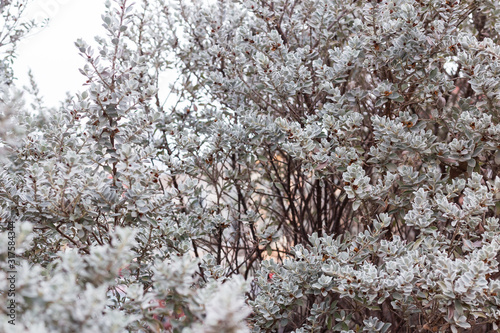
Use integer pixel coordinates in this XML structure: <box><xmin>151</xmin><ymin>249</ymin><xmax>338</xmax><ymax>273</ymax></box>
<box><xmin>13</xmin><ymin>0</ymin><xmax>106</xmax><ymax>106</ymax></box>
<box><xmin>13</xmin><ymin>0</ymin><xmax>175</xmax><ymax>108</ymax></box>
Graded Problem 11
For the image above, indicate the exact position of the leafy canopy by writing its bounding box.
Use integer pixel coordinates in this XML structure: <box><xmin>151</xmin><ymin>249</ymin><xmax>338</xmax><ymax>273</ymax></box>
<box><xmin>2</xmin><ymin>0</ymin><xmax>500</xmax><ymax>332</ymax></box>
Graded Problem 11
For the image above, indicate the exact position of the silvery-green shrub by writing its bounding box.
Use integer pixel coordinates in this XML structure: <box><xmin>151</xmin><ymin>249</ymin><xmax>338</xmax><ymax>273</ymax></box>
<box><xmin>2</xmin><ymin>0</ymin><xmax>500</xmax><ymax>332</ymax></box>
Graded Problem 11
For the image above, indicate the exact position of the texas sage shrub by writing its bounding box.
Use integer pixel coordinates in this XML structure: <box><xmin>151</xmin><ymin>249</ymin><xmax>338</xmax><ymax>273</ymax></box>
<box><xmin>169</xmin><ymin>0</ymin><xmax>500</xmax><ymax>331</ymax></box>
<box><xmin>2</xmin><ymin>0</ymin><xmax>500</xmax><ymax>332</ymax></box>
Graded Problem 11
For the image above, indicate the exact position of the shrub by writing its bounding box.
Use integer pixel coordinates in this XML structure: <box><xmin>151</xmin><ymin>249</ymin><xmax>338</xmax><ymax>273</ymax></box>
<box><xmin>2</xmin><ymin>0</ymin><xmax>500</xmax><ymax>332</ymax></box>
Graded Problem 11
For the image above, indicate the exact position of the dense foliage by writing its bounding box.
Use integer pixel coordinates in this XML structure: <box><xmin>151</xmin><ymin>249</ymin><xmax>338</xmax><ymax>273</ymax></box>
<box><xmin>2</xmin><ymin>0</ymin><xmax>500</xmax><ymax>332</ymax></box>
